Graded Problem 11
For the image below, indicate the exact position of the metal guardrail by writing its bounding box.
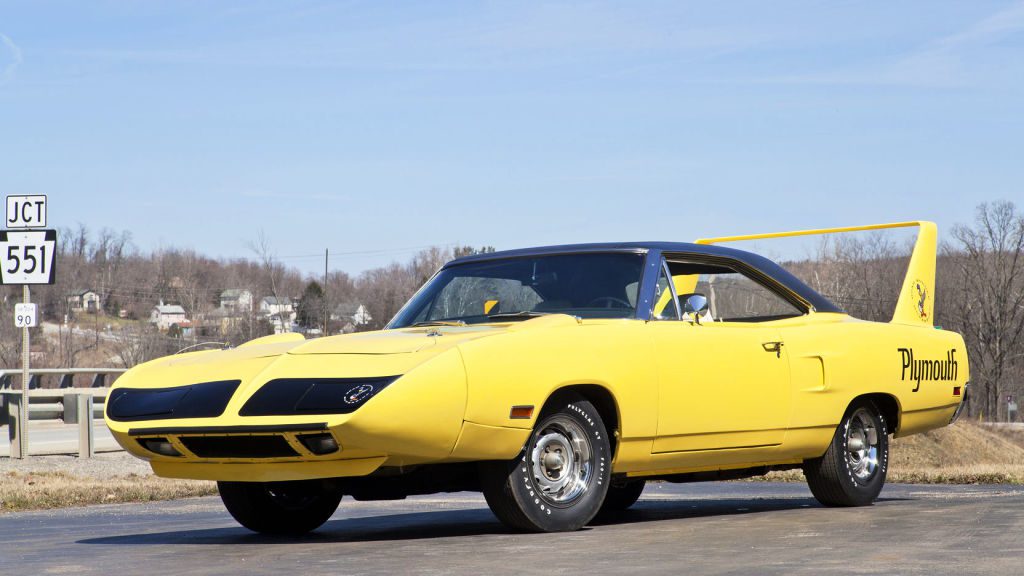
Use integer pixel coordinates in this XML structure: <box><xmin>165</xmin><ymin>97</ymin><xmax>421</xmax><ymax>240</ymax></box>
<box><xmin>2</xmin><ymin>368</ymin><xmax>125</xmax><ymax>458</ymax></box>
<box><xmin>0</xmin><ymin>367</ymin><xmax>125</xmax><ymax>390</ymax></box>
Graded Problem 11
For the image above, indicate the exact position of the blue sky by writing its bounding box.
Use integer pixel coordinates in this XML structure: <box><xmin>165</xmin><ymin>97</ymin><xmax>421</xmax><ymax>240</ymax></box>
<box><xmin>1</xmin><ymin>1</ymin><xmax>1022</xmax><ymax>274</ymax></box>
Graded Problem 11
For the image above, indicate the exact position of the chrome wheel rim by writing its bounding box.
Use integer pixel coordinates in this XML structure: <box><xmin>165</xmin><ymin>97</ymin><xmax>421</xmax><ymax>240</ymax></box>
<box><xmin>529</xmin><ymin>416</ymin><xmax>592</xmax><ymax>506</ymax></box>
<box><xmin>846</xmin><ymin>408</ymin><xmax>880</xmax><ymax>482</ymax></box>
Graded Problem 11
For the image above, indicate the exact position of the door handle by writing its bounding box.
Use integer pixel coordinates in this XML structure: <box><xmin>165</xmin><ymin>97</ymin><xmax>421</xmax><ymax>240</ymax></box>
<box><xmin>762</xmin><ymin>341</ymin><xmax>784</xmax><ymax>358</ymax></box>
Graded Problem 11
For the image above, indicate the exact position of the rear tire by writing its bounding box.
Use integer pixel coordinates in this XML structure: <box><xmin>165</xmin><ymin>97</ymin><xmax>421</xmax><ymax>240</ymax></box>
<box><xmin>599</xmin><ymin>479</ymin><xmax>646</xmax><ymax>514</ymax></box>
<box><xmin>480</xmin><ymin>393</ymin><xmax>611</xmax><ymax>532</ymax></box>
<box><xmin>803</xmin><ymin>400</ymin><xmax>889</xmax><ymax>507</ymax></box>
<box><xmin>217</xmin><ymin>479</ymin><xmax>341</xmax><ymax>535</ymax></box>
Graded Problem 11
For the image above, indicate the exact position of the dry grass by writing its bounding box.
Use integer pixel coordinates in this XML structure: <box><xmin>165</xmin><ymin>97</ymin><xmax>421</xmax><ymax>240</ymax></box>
<box><xmin>0</xmin><ymin>470</ymin><xmax>216</xmax><ymax>513</ymax></box>
<box><xmin>760</xmin><ymin>420</ymin><xmax>1024</xmax><ymax>484</ymax></box>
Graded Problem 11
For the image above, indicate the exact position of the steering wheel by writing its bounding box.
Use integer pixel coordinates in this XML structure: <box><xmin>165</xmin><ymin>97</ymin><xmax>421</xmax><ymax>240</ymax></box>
<box><xmin>587</xmin><ymin>296</ymin><xmax>632</xmax><ymax>309</ymax></box>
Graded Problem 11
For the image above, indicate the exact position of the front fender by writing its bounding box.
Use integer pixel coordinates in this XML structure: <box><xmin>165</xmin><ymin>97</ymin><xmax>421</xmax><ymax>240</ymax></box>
<box><xmin>339</xmin><ymin>347</ymin><xmax>467</xmax><ymax>462</ymax></box>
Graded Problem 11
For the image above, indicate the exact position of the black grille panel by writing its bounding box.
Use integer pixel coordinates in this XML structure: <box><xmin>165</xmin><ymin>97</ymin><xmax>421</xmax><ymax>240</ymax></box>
<box><xmin>180</xmin><ymin>435</ymin><xmax>298</xmax><ymax>458</ymax></box>
<box><xmin>240</xmin><ymin>376</ymin><xmax>399</xmax><ymax>416</ymax></box>
<box><xmin>107</xmin><ymin>380</ymin><xmax>241</xmax><ymax>422</ymax></box>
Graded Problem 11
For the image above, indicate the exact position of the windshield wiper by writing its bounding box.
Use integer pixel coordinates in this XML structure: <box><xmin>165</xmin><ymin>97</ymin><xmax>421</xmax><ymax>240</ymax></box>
<box><xmin>486</xmin><ymin>311</ymin><xmax>551</xmax><ymax>322</ymax></box>
<box><xmin>412</xmin><ymin>320</ymin><xmax>467</xmax><ymax>327</ymax></box>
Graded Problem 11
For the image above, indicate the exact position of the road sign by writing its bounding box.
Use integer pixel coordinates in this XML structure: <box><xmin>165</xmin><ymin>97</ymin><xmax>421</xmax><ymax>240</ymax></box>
<box><xmin>14</xmin><ymin>303</ymin><xmax>37</xmax><ymax>328</ymax></box>
<box><xmin>0</xmin><ymin>229</ymin><xmax>57</xmax><ymax>285</ymax></box>
<box><xmin>3</xmin><ymin>197</ymin><xmax>52</xmax><ymax>459</ymax></box>
<box><xmin>6</xmin><ymin>195</ymin><xmax>47</xmax><ymax>228</ymax></box>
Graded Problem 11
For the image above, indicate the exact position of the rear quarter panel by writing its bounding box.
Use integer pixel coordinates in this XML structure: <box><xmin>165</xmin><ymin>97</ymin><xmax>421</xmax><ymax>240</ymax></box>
<box><xmin>776</xmin><ymin>313</ymin><xmax>968</xmax><ymax>459</ymax></box>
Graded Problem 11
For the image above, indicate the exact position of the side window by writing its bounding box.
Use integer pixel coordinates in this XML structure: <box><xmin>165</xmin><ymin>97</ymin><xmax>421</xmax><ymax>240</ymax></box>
<box><xmin>665</xmin><ymin>259</ymin><xmax>804</xmax><ymax>322</ymax></box>
<box><xmin>652</xmin><ymin>261</ymin><xmax>680</xmax><ymax>320</ymax></box>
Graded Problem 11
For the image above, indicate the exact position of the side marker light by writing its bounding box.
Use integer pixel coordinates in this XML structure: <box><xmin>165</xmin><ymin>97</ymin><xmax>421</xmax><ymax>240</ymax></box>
<box><xmin>510</xmin><ymin>405</ymin><xmax>535</xmax><ymax>419</ymax></box>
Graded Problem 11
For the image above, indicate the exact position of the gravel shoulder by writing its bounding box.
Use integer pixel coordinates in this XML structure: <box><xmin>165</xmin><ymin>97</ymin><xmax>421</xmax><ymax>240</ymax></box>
<box><xmin>0</xmin><ymin>451</ymin><xmax>152</xmax><ymax>478</ymax></box>
<box><xmin>0</xmin><ymin>452</ymin><xmax>215</xmax><ymax>513</ymax></box>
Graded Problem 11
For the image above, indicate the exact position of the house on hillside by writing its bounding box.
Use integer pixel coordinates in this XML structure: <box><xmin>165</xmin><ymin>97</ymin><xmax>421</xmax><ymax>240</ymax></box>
<box><xmin>150</xmin><ymin>303</ymin><xmax>189</xmax><ymax>331</ymax></box>
<box><xmin>267</xmin><ymin>313</ymin><xmax>297</xmax><ymax>334</ymax></box>
<box><xmin>220</xmin><ymin>289</ymin><xmax>253</xmax><ymax>313</ymax></box>
<box><xmin>332</xmin><ymin>301</ymin><xmax>372</xmax><ymax>332</ymax></box>
<box><xmin>203</xmin><ymin>306</ymin><xmax>232</xmax><ymax>337</ymax></box>
<box><xmin>67</xmin><ymin>289</ymin><xmax>102</xmax><ymax>313</ymax></box>
<box><xmin>260</xmin><ymin>296</ymin><xmax>295</xmax><ymax>320</ymax></box>
<box><xmin>260</xmin><ymin>296</ymin><xmax>296</xmax><ymax>334</ymax></box>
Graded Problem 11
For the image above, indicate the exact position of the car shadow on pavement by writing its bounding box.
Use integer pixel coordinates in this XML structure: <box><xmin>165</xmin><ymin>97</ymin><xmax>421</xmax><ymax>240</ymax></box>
<box><xmin>591</xmin><ymin>495</ymin><xmax>905</xmax><ymax>527</ymax></box>
<box><xmin>76</xmin><ymin>495</ymin><xmax>907</xmax><ymax>546</ymax></box>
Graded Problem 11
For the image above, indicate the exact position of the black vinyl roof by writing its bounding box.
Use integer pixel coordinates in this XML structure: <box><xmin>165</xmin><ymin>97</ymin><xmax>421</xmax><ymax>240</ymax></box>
<box><xmin>447</xmin><ymin>242</ymin><xmax>843</xmax><ymax>314</ymax></box>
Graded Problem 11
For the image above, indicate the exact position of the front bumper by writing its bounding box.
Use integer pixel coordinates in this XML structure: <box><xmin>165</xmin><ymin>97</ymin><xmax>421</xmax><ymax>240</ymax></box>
<box><xmin>106</xmin><ymin>346</ymin><xmax>531</xmax><ymax>481</ymax></box>
<box><xmin>113</xmin><ymin>419</ymin><xmax>530</xmax><ymax>482</ymax></box>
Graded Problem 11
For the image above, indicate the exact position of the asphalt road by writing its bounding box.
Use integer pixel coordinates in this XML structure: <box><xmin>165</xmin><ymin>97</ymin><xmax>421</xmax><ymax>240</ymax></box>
<box><xmin>2</xmin><ymin>482</ymin><xmax>1022</xmax><ymax>575</ymax></box>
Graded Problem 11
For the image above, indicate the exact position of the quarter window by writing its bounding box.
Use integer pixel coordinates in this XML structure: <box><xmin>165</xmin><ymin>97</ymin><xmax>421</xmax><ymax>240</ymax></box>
<box><xmin>652</xmin><ymin>261</ymin><xmax>680</xmax><ymax>320</ymax></box>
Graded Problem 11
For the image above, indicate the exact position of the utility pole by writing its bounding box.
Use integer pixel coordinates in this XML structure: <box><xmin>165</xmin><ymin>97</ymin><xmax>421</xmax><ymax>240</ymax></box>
<box><xmin>323</xmin><ymin>248</ymin><xmax>329</xmax><ymax>336</ymax></box>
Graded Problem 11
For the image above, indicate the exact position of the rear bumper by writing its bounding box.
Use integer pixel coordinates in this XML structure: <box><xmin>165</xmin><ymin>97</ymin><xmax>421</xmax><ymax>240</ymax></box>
<box><xmin>950</xmin><ymin>383</ymin><xmax>970</xmax><ymax>424</ymax></box>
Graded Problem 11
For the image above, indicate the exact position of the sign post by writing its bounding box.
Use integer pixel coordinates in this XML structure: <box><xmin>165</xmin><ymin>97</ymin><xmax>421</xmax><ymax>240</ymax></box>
<box><xmin>18</xmin><ymin>285</ymin><xmax>29</xmax><ymax>459</ymax></box>
<box><xmin>2</xmin><ymin>195</ymin><xmax>55</xmax><ymax>459</ymax></box>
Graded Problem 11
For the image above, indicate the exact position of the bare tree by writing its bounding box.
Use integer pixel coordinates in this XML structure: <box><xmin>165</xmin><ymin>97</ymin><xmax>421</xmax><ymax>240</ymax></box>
<box><xmin>946</xmin><ymin>201</ymin><xmax>1024</xmax><ymax>420</ymax></box>
<box><xmin>793</xmin><ymin>232</ymin><xmax>908</xmax><ymax>322</ymax></box>
<box><xmin>248</xmin><ymin>230</ymin><xmax>291</xmax><ymax>333</ymax></box>
<box><xmin>111</xmin><ymin>324</ymin><xmax>179</xmax><ymax>368</ymax></box>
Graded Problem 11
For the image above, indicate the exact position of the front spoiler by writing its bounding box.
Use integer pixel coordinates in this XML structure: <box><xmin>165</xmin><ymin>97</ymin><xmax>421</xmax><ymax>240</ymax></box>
<box><xmin>152</xmin><ymin>456</ymin><xmax>388</xmax><ymax>482</ymax></box>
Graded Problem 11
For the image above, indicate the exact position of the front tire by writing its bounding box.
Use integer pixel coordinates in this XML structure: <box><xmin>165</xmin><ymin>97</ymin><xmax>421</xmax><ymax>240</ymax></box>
<box><xmin>598</xmin><ymin>479</ymin><xmax>646</xmax><ymax>514</ymax></box>
<box><xmin>218</xmin><ymin>480</ymin><xmax>341</xmax><ymax>535</ymax></box>
<box><xmin>803</xmin><ymin>400</ymin><xmax>889</xmax><ymax>507</ymax></box>
<box><xmin>480</xmin><ymin>393</ymin><xmax>611</xmax><ymax>532</ymax></box>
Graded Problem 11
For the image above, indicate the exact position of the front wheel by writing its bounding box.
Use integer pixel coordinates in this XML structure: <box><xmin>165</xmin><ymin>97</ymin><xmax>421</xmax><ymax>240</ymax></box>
<box><xmin>217</xmin><ymin>479</ymin><xmax>341</xmax><ymax>535</ymax></box>
<box><xmin>480</xmin><ymin>394</ymin><xmax>611</xmax><ymax>532</ymax></box>
<box><xmin>803</xmin><ymin>400</ymin><xmax>889</xmax><ymax>507</ymax></box>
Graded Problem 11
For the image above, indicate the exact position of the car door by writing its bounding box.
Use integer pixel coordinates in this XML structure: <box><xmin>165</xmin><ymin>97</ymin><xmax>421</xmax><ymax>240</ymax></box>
<box><xmin>648</xmin><ymin>255</ymin><xmax>798</xmax><ymax>454</ymax></box>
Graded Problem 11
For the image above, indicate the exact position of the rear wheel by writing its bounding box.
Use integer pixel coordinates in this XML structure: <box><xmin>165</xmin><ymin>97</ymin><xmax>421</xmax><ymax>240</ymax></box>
<box><xmin>599</xmin><ymin>479</ymin><xmax>646</xmax><ymax>514</ymax></box>
<box><xmin>218</xmin><ymin>479</ymin><xmax>341</xmax><ymax>535</ymax></box>
<box><xmin>803</xmin><ymin>400</ymin><xmax>889</xmax><ymax>507</ymax></box>
<box><xmin>480</xmin><ymin>394</ymin><xmax>611</xmax><ymax>532</ymax></box>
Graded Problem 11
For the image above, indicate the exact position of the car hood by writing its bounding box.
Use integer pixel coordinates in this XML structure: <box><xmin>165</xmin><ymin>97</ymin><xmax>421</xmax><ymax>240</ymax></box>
<box><xmin>286</xmin><ymin>325</ymin><xmax>503</xmax><ymax>355</ymax></box>
<box><xmin>111</xmin><ymin>314</ymin><xmax>584</xmax><ymax>392</ymax></box>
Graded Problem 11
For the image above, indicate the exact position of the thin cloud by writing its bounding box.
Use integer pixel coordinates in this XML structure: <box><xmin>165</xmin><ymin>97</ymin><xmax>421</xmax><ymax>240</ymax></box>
<box><xmin>66</xmin><ymin>4</ymin><xmax>769</xmax><ymax>73</ymax></box>
<box><xmin>764</xmin><ymin>1</ymin><xmax>1024</xmax><ymax>88</ymax></box>
<box><xmin>935</xmin><ymin>1</ymin><xmax>1024</xmax><ymax>49</ymax></box>
<box><xmin>0</xmin><ymin>33</ymin><xmax>23</xmax><ymax>83</ymax></box>
<box><xmin>240</xmin><ymin>190</ymin><xmax>347</xmax><ymax>202</ymax></box>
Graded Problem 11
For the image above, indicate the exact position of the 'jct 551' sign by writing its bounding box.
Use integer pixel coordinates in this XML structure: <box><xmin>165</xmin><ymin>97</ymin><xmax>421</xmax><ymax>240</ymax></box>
<box><xmin>0</xmin><ymin>230</ymin><xmax>57</xmax><ymax>285</ymax></box>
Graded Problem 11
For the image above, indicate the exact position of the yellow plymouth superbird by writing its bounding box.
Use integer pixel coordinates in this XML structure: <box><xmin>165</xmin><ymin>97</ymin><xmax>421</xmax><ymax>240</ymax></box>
<box><xmin>105</xmin><ymin>221</ymin><xmax>968</xmax><ymax>533</ymax></box>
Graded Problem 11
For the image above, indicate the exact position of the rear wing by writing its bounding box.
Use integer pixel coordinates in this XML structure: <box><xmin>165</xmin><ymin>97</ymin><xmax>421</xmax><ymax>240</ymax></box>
<box><xmin>695</xmin><ymin>221</ymin><xmax>937</xmax><ymax>326</ymax></box>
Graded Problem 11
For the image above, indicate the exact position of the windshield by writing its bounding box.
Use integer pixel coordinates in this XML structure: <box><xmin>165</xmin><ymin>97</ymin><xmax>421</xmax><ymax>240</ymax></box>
<box><xmin>389</xmin><ymin>252</ymin><xmax>645</xmax><ymax>327</ymax></box>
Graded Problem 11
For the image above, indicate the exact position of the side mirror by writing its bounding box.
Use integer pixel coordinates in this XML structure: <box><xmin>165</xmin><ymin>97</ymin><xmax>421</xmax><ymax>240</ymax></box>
<box><xmin>682</xmin><ymin>294</ymin><xmax>709</xmax><ymax>323</ymax></box>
